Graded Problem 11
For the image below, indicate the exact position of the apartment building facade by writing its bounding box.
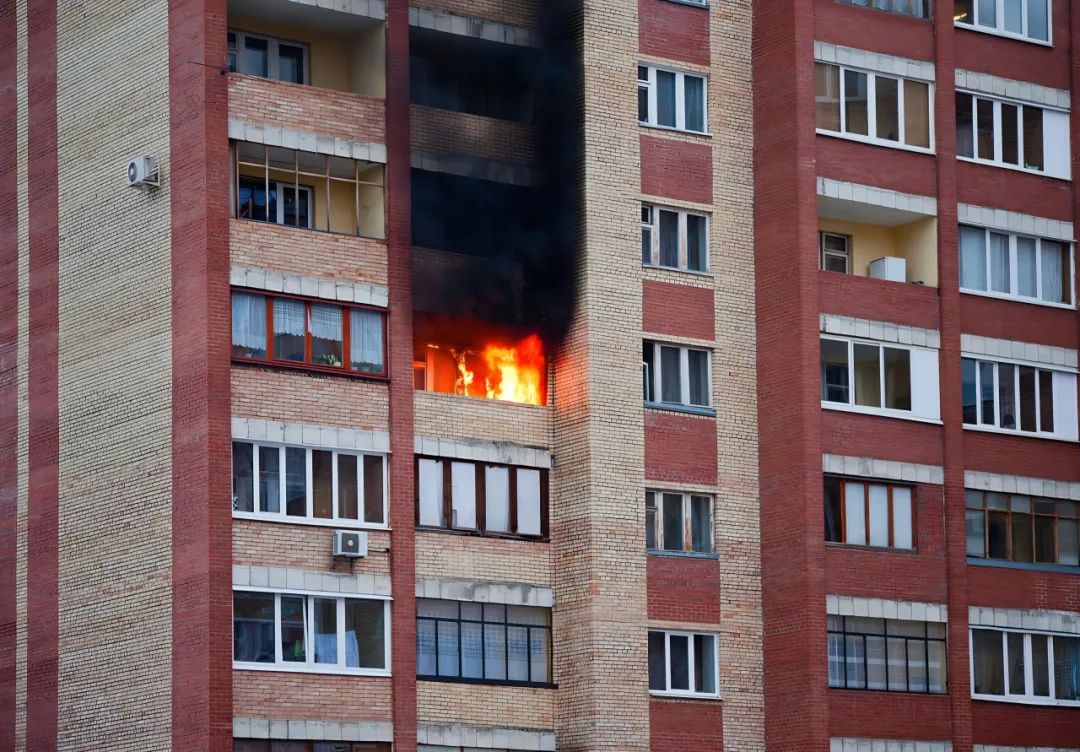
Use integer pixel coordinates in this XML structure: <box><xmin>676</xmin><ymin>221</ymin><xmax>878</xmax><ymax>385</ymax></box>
<box><xmin>2</xmin><ymin>1</ymin><xmax>761</xmax><ymax>751</ymax></box>
<box><xmin>756</xmin><ymin>1</ymin><xmax>1080</xmax><ymax>751</ymax></box>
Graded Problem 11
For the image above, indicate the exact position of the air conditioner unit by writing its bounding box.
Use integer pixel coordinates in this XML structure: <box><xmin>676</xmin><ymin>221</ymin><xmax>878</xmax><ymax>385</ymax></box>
<box><xmin>869</xmin><ymin>256</ymin><xmax>906</xmax><ymax>283</ymax></box>
<box><xmin>333</xmin><ymin>529</ymin><xmax>368</xmax><ymax>558</ymax></box>
<box><xmin>127</xmin><ymin>155</ymin><xmax>160</xmax><ymax>190</ymax></box>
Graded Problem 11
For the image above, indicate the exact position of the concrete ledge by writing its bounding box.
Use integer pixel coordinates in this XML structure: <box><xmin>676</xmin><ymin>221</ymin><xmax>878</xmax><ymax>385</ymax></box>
<box><xmin>229</xmin><ymin>118</ymin><xmax>387</xmax><ymax>163</ymax></box>
<box><xmin>416</xmin><ymin>577</ymin><xmax>554</xmax><ymax>607</ymax></box>
<box><xmin>958</xmin><ymin>203</ymin><xmax>1074</xmax><ymax>242</ymax></box>
<box><xmin>969</xmin><ymin>606</ymin><xmax>1080</xmax><ymax>634</ymax></box>
<box><xmin>820</xmin><ymin>313</ymin><xmax>940</xmax><ymax>349</ymax></box>
<box><xmin>827</xmin><ymin>595</ymin><xmax>948</xmax><ymax>623</ymax></box>
<box><xmin>817</xmin><ymin>177</ymin><xmax>937</xmax><ymax>217</ymax></box>
<box><xmin>414</xmin><ymin>435</ymin><xmax>551</xmax><ymax>468</ymax></box>
<box><xmin>960</xmin><ymin>334</ymin><xmax>1077</xmax><ymax>370</ymax></box>
<box><xmin>975</xmin><ymin>747</ymin><xmax>1080</xmax><ymax>752</ymax></box>
<box><xmin>956</xmin><ymin>68</ymin><xmax>1070</xmax><ymax>109</ymax></box>
<box><xmin>235</xmin><ymin>565</ymin><xmax>392</xmax><ymax>597</ymax></box>
<box><xmin>831</xmin><ymin>740</ymin><xmax>952</xmax><ymax>752</ymax></box>
<box><xmin>408</xmin><ymin>6</ymin><xmax>536</xmax><ymax>47</ymax></box>
<box><xmin>231</xmin><ymin>264</ymin><xmax>389</xmax><ymax>308</ymax></box>
<box><xmin>418</xmin><ymin>723</ymin><xmax>556</xmax><ymax>751</ymax></box>
<box><xmin>233</xmin><ymin>418</ymin><xmax>390</xmax><ymax>454</ymax></box>
<box><xmin>964</xmin><ymin>470</ymin><xmax>1080</xmax><ymax>501</ymax></box>
<box><xmin>814</xmin><ymin>42</ymin><xmax>935</xmax><ymax>81</ymax></box>
<box><xmin>823</xmin><ymin>454</ymin><xmax>944</xmax><ymax>485</ymax></box>
<box><xmin>234</xmin><ymin>717</ymin><xmax>393</xmax><ymax>741</ymax></box>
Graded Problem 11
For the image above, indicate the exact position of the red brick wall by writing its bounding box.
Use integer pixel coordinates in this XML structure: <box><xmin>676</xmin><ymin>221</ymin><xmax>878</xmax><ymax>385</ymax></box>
<box><xmin>967</xmin><ymin>566</ymin><xmax>1080</xmax><ymax>613</ymax></box>
<box><xmin>411</xmin><ymin>104</ymin><xmax>535</xmax><ymax>164</ymax></box>
<box><xmin>228</xmin><ymin>72</ymin><xmax>386</xmax><ymax>144</ymax></box>
<box><xmin>0</xmin><ymin>0</ymin><xmax>14</xmax><ymax>743</ymax></box>
<box><xmin>828</xmin><ymin>690</ymin><xmax>952</xmax><ymax>740</ymax></box>
<box><xmin>962</xmin><ymin>431</ymin><xmax>1080</xmax><ymax>481</ymax></box>
<box><xmin>233</xmin><ymin>522</ymin><xmax>392</xmax><ymax>574</ymax></box>
<box><xmin>957</xmin><ymin>161</ymin><xmax>1073</xmax><ymax>221</ymax></box>
<box><xmin>959</xmin><ymin>294</ymin><xmax>1078</xmax><ymax>349</ymax></box>
<box><xmin>813</xmin><ymin>0</ymin><xmax>934</xmax><ymax>61</ymax></box>
<box><xmin>644</xmin><ymin>411</ymin><xmax>718</xmax><ymax>487</ymax></box>
<box><xmin>643</xmin><ymin>281</ymin><xmax>715</xmax><ymax>341</ymax></box>
<box><xmin>819</xmin><ymin>272</ymin><xmax>940</xmax><ymax>330</ymax></box>
<box><xmin>817</xmin><ymin>136</ymin><xmax>938</xmax><ymax>198</ymax></box>
<box><xmin>821</xmin><ymin>411</ymin><xmax>944</xmax><ymax>466</ymax></box>
<box><xmin>954</xmin><ymin>0</ymin><xmax>1072</xmax><ymax>90</ymax></box>
<box><xmin>234</xmin><ymin>672</ymin><xmax>393</xmax><ymax>721</ymax></box>
<box><xmin>648</xmin><ymin>697</ymin><xmax>723</xmax><ymax>752</ymax></box>
<box><xmin>640</xmin><ymin>136</ymin><xmax>713</xmax><ymax>204</ymax></box>
<box><xmin>638</xmin><ymin>0</ymin><xmax>710</xmax><ymax>67</ymax></box>
<box><xmin>971</xmin><ymin>700</ymin><xmax>1080</xmax><ymax>748</ymax></box>
<box><xmin>647</xmin><ymin>555</ymin><xmax>722</xmax><ymax>624</ymax></box>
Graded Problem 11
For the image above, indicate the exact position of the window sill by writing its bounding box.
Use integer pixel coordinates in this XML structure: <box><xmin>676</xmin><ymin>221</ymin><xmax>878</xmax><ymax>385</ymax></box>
<box><xmin>967</xmin><ymin>556</ymin><xmax>1079</xmax><ymax>575</ymax></box>
<box><xmin>416</xmin><ymin>525</ymin><xmax>548</xmax><ymax>544</ymax></box>
<box><xmin>234</xmin><ymin>663</ymin><xmax>391</xmax><ymax>677</ymax></box>
<box><xmin>957</xmin><ymin>155</ymin><xmax>1068</xmax><ymax>182</ymax></box>
<box><xmin>972</xmin><ymin>693</ymin><xmax>1080</xmax><ymax>708</ymax></box>
<box><xmin>816</xmin><ymin>129</ymin><xmax>935</xmax><ymax>156</ymax></box>
<box><xmin>962</xmin><ymin>424</ymin><xmax>1076</xmax><ymax>444</ymax></box>
<box><xmin>821</xmin><ymin>402</ymin><xmax>942</xmax><ymax>425</ymax></box>
<box><xmin>658</xmin><ymin>0</ymin><xmax>708</xmax><ymax>8</ymax></box>
<box><xmin>235</xmin><ymin>217</ymin><xmax>387</xmax><ymax>243</ymax></box>
<box><xmin>644</xmin><ymin>401</ymin><xmax>716</xmax><ymax>417</ymax></box>
<box><xmin>647</xmin><ymin>548</ymin><xmax>719</xmax><ymax>560</ymax></box>
<box><xmin>643</xmin><ymin>263</ymin><xmax>712</xmax><ymax>278</ymax></box>
<box><xmin>649</xmin><ymin>690</ymin><xmax>722</xmax><ymax>701</ymax></box>
<box><xmin>954</xmin><ymin>22</ymin><xmax>1053</xmax><ymax>48</ymax></box>
<box><xmin>960</xmin><ymin>287</ymin><xmax>1076</xmax><ymax>311</ymax></box>
<box><xmin>232</xmin><ymin>357</ymin><xmax>389</xmax><ymax>381</ymax></box>
<box><xmin>825</xmin><ymin>542</ymin><xmax>918</xmax><ymax>555</ymax></box>
<box><xmin>418</xmin><ymin>675</ymin><xmax>556</xmax><ymax>690</ymax></box>
<box><xmin>232</xmin><ymin>512</ymin><xmax>390</xmax><ymax>532</ymax></box>
<box><xmin>639</xmin><ymin>122</ymin><xmax>711</xmax><ymax>139</ymax></box>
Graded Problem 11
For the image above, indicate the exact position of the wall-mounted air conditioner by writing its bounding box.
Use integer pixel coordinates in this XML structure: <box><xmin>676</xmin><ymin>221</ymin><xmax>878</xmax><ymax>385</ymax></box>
<box><xmin>333</xmin><ymin>529</ymin><xmax>368</xmax><ymax>558</ymax></box>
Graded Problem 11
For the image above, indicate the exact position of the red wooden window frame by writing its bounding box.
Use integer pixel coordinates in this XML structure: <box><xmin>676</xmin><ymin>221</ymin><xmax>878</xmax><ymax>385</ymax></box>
<box><xmin>230</xmin><ymin>287</ymin><xmax>388</xmax><ymax>379</ymax></box>
<box><xmin>824</xmin><ymin>475</ymin><xmax>917</xmax><ymax>550</ymax></box>
<box><xmin>965</xmin><ymin>490</ymin><xmax>1080</xmax><ymax>565</ymax></box>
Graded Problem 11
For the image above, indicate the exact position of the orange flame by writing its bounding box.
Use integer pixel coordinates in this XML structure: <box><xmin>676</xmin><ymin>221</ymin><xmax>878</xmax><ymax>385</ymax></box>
<box><xmin>431</xmin><ymin>334</ymin><xmax>545</xmax><ymax>405</ymax></box>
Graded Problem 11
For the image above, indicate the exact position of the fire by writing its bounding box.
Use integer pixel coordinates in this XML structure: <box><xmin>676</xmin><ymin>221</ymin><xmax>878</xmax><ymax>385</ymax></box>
<box><xmin>419</xmin><ymin>334</ymin><xmax>546</xmax><ymax>406</ymax></box>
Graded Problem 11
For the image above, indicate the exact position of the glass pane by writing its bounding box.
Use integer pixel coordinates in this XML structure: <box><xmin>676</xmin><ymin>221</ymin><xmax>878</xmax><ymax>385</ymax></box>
<box><xmin>437</xmin><ymin>621</ymin><xmax>459</xmax><ymax>677</ymax></box>
<box><xmin>1016</xmin><ymin>236</ymin><xmax>1038</xmax><ymax>297</ymax></box>
<box><xmin>416</xmin><ymin>619</ymin><xmax>436</xmax><ymax>675</ymax></box>
<box><xmin>828</xmin><ymin>632</ymin><xmax>845</xmax><ymax>687</ymax></box>
<box><xmin>460</xmin><ymin>621</ymin><xmax>483</xmax><ymax>678</ymax></box>
<box><xmin>530</xmin><ymin>628</ymin><xmax>551</xmax><ymax>683</ymax></box>
<box><xmin>875</xmin><ymin>76</ymin><xmax>899</xmax><ymax>141</ymax></box>
<box><xmin>1054</xmin><ymin>635</ymin><xmax>1080</xmax><ymax>700</ymax></box>
<box><xmin>1003</xmin><ymin>0</ymin><xmax>1022</xmax><ymax>33</ymax></box>
<box><xmin>908</xmin><ymin>639</ymin><xmax>928</xmax><ymax>692</ymax></box>
<box><xmin>233</xmin><ymin>592</ymin><xmax>275</xmax><ymax>663</ymax></box>
<box><xmin>1034</xmin><ymin>515</ymin><xmax>1055</xmax><ymax>563</ymax></box>
<box><xmin>1031</xmin><ymin>633</ymin><xmax>1050</xmax><ymax>696</ymax></box>
<box><xmin>694</xmin><ymin>634</ymin><xmax>716</xmax><ymax>694</ymax></box>
<box><xmin>242</xmin><ymin>35</ymin><xmax>268</xmax><ymax>77</ymax></box>
<box><xmin>485</xmin><ymin>466</ymin><xmax>510</xmax><ymax>533</ymax></box>
<box><xmin>280</xmin><ymin>185</ymin><xmax>310</xmax><ymax>229</ymax></box>
<box><xmin>892</xmin><ymin>486</ymin><xmax>913</xmax><ymax>549</ymax></box>
<box><xmin>349</xmin><ymin>309</ymin><xmax>384</xmax><ymax>373</ymax></box>
<box><xmin>659</xmin><ymin>346</ymin><xmax>681</xmax><ymax>404</ymax></box>
<box><xmin>903</xmin><ymin>80</ymin><xmax>930</xmax><ymax>148</ymax></box>
<box><xmin>1040</xmin><ymin>240</ymin><xmax>1069</xmax><ymax>304</ymax></box>
<box><xmin>232</xmin><ymin>292</ymin><xmax>267</xmax><ymax>358</ymax></box>
<box><xmin>642</xmin><ymin>226</ymin><xmax>652</xmax><ymax>265</ymax></box>
<box><xmin>285</xmin><ymin>447</ymin><xmax>306</xmax><ymax>517</ymax></box>
<box><xmin>962</xmin><ymin>358</ymin><xmax>977</xmax><ymax>424</ymax></box>
<box><xmin>312</xmin><ymin>450</ymin><xmax>333</xmax><ymax>519</ymax></box>
<box><xmin>483</xmin><ymin>624</ymin><xmax>507</xmax><ymax>680</ymax></box>
<box><xmin>233</xmin><ymin>442</ymin><xmax>254</xmax><ymax>513</ymax></box>
<box><xmin>313</xmin><ymin>598</ymin><xmax>337</xmax><ymax>664</ymax></box>
<box><xmin>989</xmin><ymin>232</ymin><xmax>1010</xmax><ymax>294</ymax></box>
<box><xmin>346</xmin><ymin>599</ymin><xmax>384</xmax><ymax>669</ymax></box>
<box><xmin>663</xmin><ymin>493</ymin><xmax>684</xmax><ymax>551</ymax></box>
<box><xmin>658</xmin><ymin>210</ymin><xmax>678</xmax><ymax>267</ymax></box>
<box><xmin>959</xmin><ymin>226</ymin><xmax>988</xmax><ymax>291</ymax></box>
<box><xmin>1039</xmin><ymin>370</ymin><xmax>1054</xmax><ymax>433</ymax></box>
<box><xmin>237</xmin><ymin>176</ymin><xmax>267</xmax><ymax>222</ymax></box>
<box><xmin>335</xmin><ymin>453</ymin><xmax>358</xmax><ymax>520</ymax></box>
<box><xmin>821</xmin><ymin>339</ymin><xmax>850</xmax><ymax>403</ymax></box>
<box><xmin>1019</xmin><ymin>366</ymin><xmax>1037</xmax><ymax>432</ymax></box>
<box><xmin>363</xmin><ymin>455</ymin><xmax>384</xmax><ymax>524</ymax></box>
<box><xmin>272</xmin><ymin>299</ymin><xmax>306</xmax><ymax>362</ymax></box>
<box><xmin>688</xmin><ymin>350</ymin><xmax>709</xmax><ymax>406</ymax></box>
<box><xmin>824</xmin><ymin>477</ymin><xmax>843</xmax><ymax>543</ymax></box>
<box><xmin>928</xmin><ymin>639</ymin><xmax>947</xmax><ymax>693</ymax></box>
<box><xmin>845</xmin><ymin>635</ymin><xmax>866</xmax><ymax>688</ymax></box>
<box><xmin>815</xmin><ymin>63</ymin><xmax>841</xmax><ymax>131</ymax></box>
<box><xmin>259</xmin><ymin>446</ymin><xmax>280</xmax><ymax>514</ymax></box>
<box><xmin>966</xmin><ymin>509</ymin><xmax>986</xmax><ymax>557</ymax></box>
<box><xmin>956</xmin><ymin>93</ymin><xmax>974</xmax><ymax>158</ymax></box>
<box><xmin>656</xmin><ymin>70</ymin><xmax>676</xmax><ymax>128</ymax></box>
<box><xmin>691</xmin><ymin>496</ymin><xmax>711</xmax><ymax>552</ymax></box>
<box><xmin>278</xmin><ymin>44</ymin><xmax>304</xmax><ymax>84</ymax></box>
<box><xmin>450</xmin><ymin>462</ymin><xmax>477</xmax><ymax>529</ymax></box>
<box><xmin>976</xmin><ymin>98</ymin><xmax>995</xmax><ymax>160</ymax></box>
<box><xmin>979</xmin><ymin>361</ymin><xmax>996</xmax><ymax>426</ymax></box>
<box><xmin>844</xmin><ymin>69</ymin><xmax>868</xmax><ymax>136</ymax></box>
<box><xmin>643</xmin><ymin>343</ymin><xmax>655</xmax><ymax>402</ymax></box>
<box><xmin>418</xmin><ymin>459</ymin><xmax>444</xmax><ymax>527</ymax></box>
<box><xmin>1012</xmin><ymin>512</ymin><xmax>1033</xmax><ymax>562</ymax></box>
<box><xmin>987</xmin><ymin>511</ymin><xmax>1009</xmax><ymax>558</ymax></box>
<box><xmin>516</xmin><ymin>468</ymin><xmax>542</xmax><ymax>536</ymax></box>
<box><xmin>886</xmin><ymin>636</ymin><xmax>907</xmax><ymax>691</ymax></box>
<box><xmin>972</xmin><ymin>629</ymin><xmax>1004</xmax><ymax>694</ymax></box>
<box><xmin>1023</xmin><ymin>106</ymin><xmax>1044</xmax><ymax>171</ymax></box>
<box><xmin>648</xmin><ymin>631</ymin><xmax>667</xmax><ymax>690</ymax></box>
<box><xmin>977</xmin><ymin>0</ymin><xmax>996</xmax><ymax>29</ymax></box>
<box><xmin>1007</xmin><ymin>632</ymin><xmax>1026</xmax><ymax>694</ymax></box>
<box><xmin>883</xmin><ymin>347</ymin><xmax>910</xmax><ymax>411</ymax></box>
<box><xmin>684</xmin><ymin>75</ymin><xmax>705</xmax><ymax>133</ymax></box>
<box><xmin>638</xmin><ymin>84</ymin><xmax>649</xmax><ymax>123</ymax></box>
<box><xmin>1059</xmin><ymin>518</ymin><xmax>1079</xmax><ymax>566</ymax></box>
<box><xmin>507</xmin><ymin>625</ymin><xmax>530</xmax><ymax>681</ymax></box>
<box><xmin>998</xmin><ymin>363</ymin><xmax>1016</xmax><ymax>429</ymax></box>
<box><xmin>853</xmin><ymin>343</ymin><xmax>881</xmax><ymax>408</ymax></box>
<box><xmin>645</xmin><ymin>493</ymin><xmax>657</xmax><ymax>550</ymax></box>
<box><xmin>866</xmin><ymin>635</ymin><xmax>887</xmax><ymax>689</ymax></box>
<box><xmin>1027</xmin><ymin>0</ymin><xmax>1049</xmax><ymax>41</ymax></box>
<box><xmin>868</xmin><ymin>484</ymin><xmax>889</xmax><ymax>547</ymax></box>
<box><xmin>686</xmin><ymin>214</ymin><xmax>707</xmax><ymax>271</ymax></box>
<box><xmin>280</xmin><ymin>596</ymin><xmax>306</xmax><ymax>663</ymax></box>
<box><xmin>669</xmin><ymin>635</ymin><xmax>690</xmax><ymax>690</ymax></box>
<box><xmin>845</xmin><ymin>482</ymin><xmax>866</xmax><ymax>546</ymax></box>
<box><xmin>955</xmin><ymin>0</ymin><xmax>973</xmax><ymax>24</ymax></box>
<box><xmin>309</xmin><ymin>305</ymin><xmax>342</xmax><ymax>367</ymax></box>
<box><xmin>1001</xmin><ymin>103</ymin><xmax>1019</xmax><ymax>164</ymax></box>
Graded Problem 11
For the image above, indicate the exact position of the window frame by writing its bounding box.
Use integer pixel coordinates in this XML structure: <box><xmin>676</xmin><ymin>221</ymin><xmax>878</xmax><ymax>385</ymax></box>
<box><xmin>231</xmin><ymin>289</ymin><xmax>388</xmax><ymax>379</ymax></box>
<box><xmin>828</xmin><ymin>615</ymin><xmax>948</xmax><ymax>694</ymax></box>
<box><xmin>970</xmin><ymin>627</ymin><xmax>1080</xmax><ymax>706</ymax></box>
<box><xmin>820</xmin><ymin>231</ymin><xmax>852</xmax><ymax>274</ymax></box>
<box><xmin>955</xmin><ymin>91</ymin><xmax>1067</xmax><ymax>177</ymax></box>
<box><xmin>645</xmin><ymin>490</ymin><xmax>715</xmax><ymax>555</ymax></box>
<box><xmin>814</xmin><ymin>61</ymin><xmax>935</xmax><ymax>154</ymax></box>
<box><xmin>414</xmin><ymin>456</ymin><xmax>550</xmax><ymax>541</ymax></box>
<box><xmin>648</xmin><ymin>629</ymin><xmax>721</xmax><ymax>698</ymax></box>
<box><xmin>232</xmin><ymin>589</ymin><xmax>391</xmax><ymax>676</ymax></box>
<box><xmin>641</xmin><ymin>202</ymin><xmax>711</xmax><ymax>274</ymax></box>
<box><xmin>637</xmin><ymin>63</ymin><xmax>709</xmax><ymax>135</ymax></box>
<box><xmin>958</xmin><ymin>224</ymin><xmax>1075</xmax><ymax>308</ymax></box>
<box><xmin>961</xmin><ymin>355</ymin><xmax>1067</xmax><ymax>439</ymax></box>
<box><xmin>824</xmin><ymin>476</ymin><xmax>916</xmax><ymax>551</ymax></box>
<box><xmin>227</xmin><ymin>29</ymin><xmax>311</xmax><ymax>85</ymax></box>
<box><xmin>954</xmin><ymin>0</ymin><xmax>1053</xmax><ymax>45</ymax></box>
<box><xmin>819</xmin><ymin>336</ymin><xmax>917</xmax><ymax>417</ymax></box>
<box><xmin>415</xmin><ymin>599</ymin><xmax>554</xmax><ymax>687</ymax></box>
<box><xmin>965</xmin><ymin>489</ymin><xmax>1079</xmax><ymax>567</ymax></box>
<box><xmin>836</xmin><ymin>0</ymin><xmax>932</xmax><ymax>20</ymax></box>
<box><xmin>232</xmin><ymin>440</ymin><xmax>389</xmax><ymax>528</ymax></box>
<box><xmin>643</xmin><ymin>341</ymin><xmax>714</xmax><ymax>411</ymax></box>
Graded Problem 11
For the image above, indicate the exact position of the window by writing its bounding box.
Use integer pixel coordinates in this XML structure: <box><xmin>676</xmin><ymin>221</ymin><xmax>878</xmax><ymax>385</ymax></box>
<box><xmin>234</xmin><ymin>142</ymin><xmax>386</xmax><ymax>238</ymax></box>
<box><xmin>815</xmin><ymin>62</ymin><xmax>932</xmax><ymax>150</ymax></box>
<box><xmin>235</xmin><ymin>743</ymin><xmax>388</xmax><ymax>752</ymax></box>
<box><xmin>954</xmin><ymin>0</ymin><xmax>1050</xmax><ymax>43</ymax></box>
<box><xmin>642</xmin><ymin>204</ymin><xmax>709</xmax><ymax>273</ymax></box>
<box><xmin>233</xmin><ymin>591</ymin><xmax>388</xmax><ymax>673</ymax></box>
<box><xmin>227</xmin><ymin>30</ymin><xmax>309</xmax><ymax>85</ymax></box>
<box><xmin>232</xmin><ymin>441</ymin><xmax>386</xmax><ymax>526</ymax></box>
<box><xmin>959</xmin><ymin>225</ymin><xmax>1073</xmax><ymax>306</ymax></box>
<box><xmin>416</xmin><ymin>457</ymin><xmax>548</xmax><ymax>539</ymax></box>
<box><xmin>416</xmin><ymin>599</ymin><xmax>552</xmax><ymax>685</ymax></box>
<box><xmin>828</xmin><ymin>615</ymin><xmax>947</xmax><ymax>693</ymax></box>
<box><xmin>837</xmin><ymin>0</ymin><xmax>931</xmax><ymax>19</ymax></box>
<box><xmin>231</xmin><ymin>291</ymin><xmax>386</xmax><ymax>377</ymax></box>
<box><xmin>646</xmin><ymin>491</ymin><xmax>713</xmax><ymax>554</ymax></box>
<box><xmin>824</xmin><ymin>477</ymin><xmax>915</xmax><ymax>550</ymax></box>
<box><xmin>961</xmin><ymin>357</ymin><xmax>1076</xmax><ymax>438</ymax></box>
<box><xmin>972</xmin><ymin>627</ymin><xmax>1080</xmax><ymax>705</ymax></box>
<box><xmin>820</xmin><ymin>338</ymin><xmax>913</xmax><ymax>412</ymax></box>
<box><xmin>638</xmin><ymin>64</ymin><xmax>707</xmax><ymax>134</ymax></box>
<box><xmin>643</xmin><ymin>342</ymin><xmax>712</xmax><ymax>409</ymax></box>
<box><xmin>648</xmin><ymin>630</ymin><xmax>719</xmax><ymax>697</ymax></box>
<box><xmin>820</xmin><ymin>232</ymin><xmax>851</xmax><ymax>273</ymax></box>
<box><xmin>955</xmin><ymin>93</ymin><xmax>1070</xmax><ymax>178</ymax></box>
<box><xmin>965</xmin><ymin>490</ymin><xmax>1079</xmax><ymax>567</ymax></box>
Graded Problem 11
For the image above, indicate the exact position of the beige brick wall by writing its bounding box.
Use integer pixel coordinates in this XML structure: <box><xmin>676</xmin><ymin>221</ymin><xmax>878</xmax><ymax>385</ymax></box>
<box><xmin>234</xmin><ymin>521</ymin><xmax>392</xmax><ymax>574</ymax></box>
<box><xmin>14</xmin><ymin>0</ymin><xmax>28</xmax><ymax>747</ymax></box>
<box><xmin>411</xmin><ymin>105</ymin><xmax>536</xmax><ymax>164</ymax></box>
<box><xmin>415</xmin><ymin>531</ymin><xmax>552</xmax><ymax>587</ymax></box>
<box><xmin>234</xmin><ymin>672</ymin><xmax>393</xmax><ymax>721</ymax></box>
<box><xmin>413</xmin><ymin>391</ymin><xmax>551</xmax><ymax>448</ymax></box>
<box><xmin>230</xmin><ymin>219</ymin><xmax>388</xmax><ymax>287</ymax></box>
<box><xmin>411</xmin><ymin>0</ymin><xmax>538</xmax><ymax>28</ymax></box>
<box><xmin>417</xmin><ymin>681</ymin><xmax>554</xmax><ymax>729</ymax></box>
<box><xmin>54</xmin><ymin>1</ymin><xmax>174</xmax><ymax>748</ymax></box>
<box><xmin>232</xmin><ymin>368</ymin><xmax>390</xmax><ymax>431</ymax></box>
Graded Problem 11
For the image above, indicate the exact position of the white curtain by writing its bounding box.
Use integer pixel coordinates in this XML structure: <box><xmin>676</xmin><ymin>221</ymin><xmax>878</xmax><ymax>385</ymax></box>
<box><xmin>231</xmin><ymin>293</ymin><xmax>266</xmax><ymax>354</ymax></box>
<box><xmin>989</xmin><ymin>232</ymin><xmax>1010</xmax><ymax>293</ymax></box>
<box><xmin>1041</xmin><ymin>241</ymin><xmax>1066</xmax><ymax>303</ymax></box>
<box><xmin>272</xmin><ymin>298</ymin><xmax>305</xmax><ymax>335</ymax></box>
<box><xmin>350</xmin><ymin>309</ymin><xmax>384</xmax><ymax>372</ymax></box>
<box><xmin>959</xmin><ymin>226</ymin><xmax>987</xmax><ymax>291</ymax></box>
<box><xmin>309</xmin><ymin>304</ymin><xmax>341</xmax><ymax>341</ymax></box>
<box><xmin>1016</xmin><ymin>237</ymin><xmax>1037</xmax><ymax>297</ymax></box>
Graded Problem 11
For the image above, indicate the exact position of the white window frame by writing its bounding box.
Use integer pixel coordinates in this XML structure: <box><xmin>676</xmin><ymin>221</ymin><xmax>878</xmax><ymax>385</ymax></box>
<box><xmin>954</xmin><ymin>0</ymin><xmax>1053</xmax><ymax>46</ymax></box>
<box><xmin>959</xmin><ymin>225</ymin><xmax>1076</xmax><ymax>308</ymax></box>
<box><xmin>815</xmin><ymin>62</ymin><xmax>935</xmax><ymax>154</ymax></box>
<box><xmin>820</xmin><ymin>336</ymin><xmax>931</xmax><ymax>420</ymax></box>
<box><xmin>643</xmin><ymin>341</ymin><xmax>713</xmax><ymax>410</ymax></box>
<box><xmin>637</xmin><ymin>64</ymin><xmax>708</xmax><ymax>134</ymax></box>
<box><xmin>228</xmin><ymin>29</ymin><xmax>311</xmax><ymax>84</ymax></box>
<box><xmin>646</xmin><ymin>490</ymin><xmax>714</xmax><ymax>554</ymax></box>
<box><xmin>838</xmin><ymin>0</ymin><xmax>931</xmax><ymax>19</ymax></box>
<box><xmin>970</xmin><ymin>627</ymin><xmax>1080</xmax><ymax>707</ymax></box>
<box><xmin>641</xmin><ymin>203</ymin><xmax>710</xmax><ymax>273</ymax></box>
<box><xmin>232</xmin><ymin>589</ymin><xmax>392</xmax><ymax>676</ymax></box>
<box><xmin>961</xmin><ymin>356</ymin><xmax>1076</xmax><ymax>440</ymax></box>
<box><xmin>648</xmin><ymin>630</ymin><xmax>721</xmax><ymax>699</ymax></box>
<box><xmin>820</xmin><ymin>231</ymin><xmax>851</xmax><ymax>273</ymax></box>
<box><xmin>956</xmin><ymin>92</ymin><xmax>1070</xmax><ymax>178</ymax></box>
<box><xmin>232</xmin><ymin>441</ymin><xmax>389</xmax><ymax>529</ymax></box>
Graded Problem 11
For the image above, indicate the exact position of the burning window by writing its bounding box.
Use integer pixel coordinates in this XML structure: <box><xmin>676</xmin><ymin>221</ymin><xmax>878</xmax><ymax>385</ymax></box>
<box><xmin>414</xmin><ymin>329</ymin><xmax>547</xmax><ymax>406</ymax></box>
